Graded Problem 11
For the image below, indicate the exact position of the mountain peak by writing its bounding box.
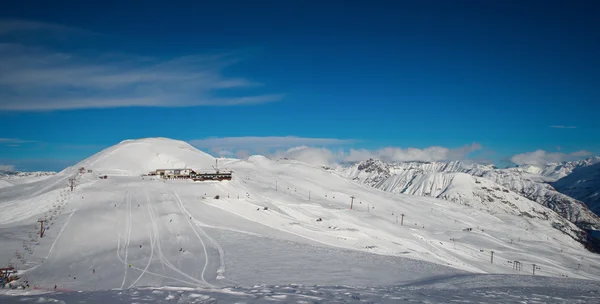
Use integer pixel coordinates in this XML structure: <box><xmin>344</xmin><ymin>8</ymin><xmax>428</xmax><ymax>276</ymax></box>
<box><xmin>61</xmin><ymin>137</ymin><xmax>215</xmax><ymax>176</ymax></box>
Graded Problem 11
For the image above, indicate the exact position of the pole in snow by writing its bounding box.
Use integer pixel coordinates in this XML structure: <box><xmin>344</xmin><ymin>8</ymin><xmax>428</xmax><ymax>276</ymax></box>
<box><xmin>401</xmin><ymin>214</ymin><xmax>404</xmax><ymax>226</ymax></box>
<box><xmin>490</xmin><ymin>251</ymin><xmax>494</xmax><ymax>264</ymax></box>
<box><xmin>38</xmin><ymin>220</ymin><xmax>44</xmax><ymax>238</ymax></box>
<box><xmin>350</xmin><ymin>196</ymin><xmax>355</xmax><ymax>210</ymax></box>
<box><xmin>532</xmin><ymin>264</ymin><xmax>536</xmax><ymax>275</ymax></box>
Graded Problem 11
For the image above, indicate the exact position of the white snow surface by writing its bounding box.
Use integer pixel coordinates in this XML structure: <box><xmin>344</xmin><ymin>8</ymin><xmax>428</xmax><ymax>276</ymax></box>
<box><xmin>537</xmin><ymin>157</ymin><xmax>600</xmax><ymax>181</ymax></box>
<box><xmin>2</xmin><ymin>275</ymin><xmax>600</xmax><ymax>303</ymax></box>
<box><xmin>554</xmin><ymin>162</ymin><xmax>600</xmax><ymax>216</ymax></box>
<box><xmin>340</xmin><ymin>158</ymin><xmax>600</xmax><ymax>230</ymax></box>
<box><xmin>59</xmin><ymin>137</ymin><xmax>216</xmax><ymax>176</ymax></box>
<box><xmin>0</xmin><ymin>171</ymin><xmax>56</xmax><ymax>187</ymax></box>
<box><xmin>1</xmin><ymin>138</ymin><xmax>599</xmax><ymax>302</ymax></box>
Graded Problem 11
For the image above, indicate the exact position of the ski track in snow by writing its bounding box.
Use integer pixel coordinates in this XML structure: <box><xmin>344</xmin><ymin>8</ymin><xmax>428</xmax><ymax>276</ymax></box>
<box><xmin>114</xmin><ymin>189</ymin><xmax>203</xmax><ymax>288</ymax></box>
<box><xmin>127</xmin><ymin>188</ymin><xmax>155</xmax><ymax>289</ymax></box>
<box><xmin>147</xmin><ymin>190</ymin><xmax>207</xmax><ymax>287</ymax></box>
<box><xmin>44</xmin><ymin>209</ymin><xmax>76</xmax><ymax>261</ymax></box>
<box><xmin>120</xmin><ymin>190</ymin><xmax>132</xmax><ymax>289</ymax></box>
<box><xmin>172</xmin><ymin>191</ymin><xmax>215</xmax><ymax>288</ymax></box>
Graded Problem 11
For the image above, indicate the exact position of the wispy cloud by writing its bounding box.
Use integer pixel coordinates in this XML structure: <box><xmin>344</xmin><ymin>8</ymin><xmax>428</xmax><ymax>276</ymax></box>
<box><xmin>189</xmin><ymin>136</ymin><xmax>355</xmax><ymax>150</ymax></box>
<box><xmin>342</xmin><ymin>143</ymin><xmax>483</xmax><ymax>163</ymax></box>
<box><xmin>550</xmin><ymin>125</ymin><xmax>577</xmax><ymax>129</ymax></box>
<box><xmin>0</xmin><ymin>19</ymin><xmax>99</xmax><ymax>37</ymax></box>
<box><xmin>0</xmin><ymin>20</ymin><xmax>282</xmax><ymax>111</ymax></box>
<box><xmin>270</xmin><ymin>143</ymin><xmax>483</xmax><ymax>166</ymax></box>
<box><xmin>55</xmin><ymin>144</ymin><xmax>108</xmax><ymax>150</ymax></box>
<box><xmin>510</xmin><ymin>149</ymin><xmax>592</xmax><ymax>167</ymax></box>
<box><xmin>190</xmin><ymin>136</ymin><xmax>483</xmax><ymax>166</ymax></box>
<box><xmin>0</xmin><ymin>138</ymin><xmax>36</xmax><ymax>145</ymax></box>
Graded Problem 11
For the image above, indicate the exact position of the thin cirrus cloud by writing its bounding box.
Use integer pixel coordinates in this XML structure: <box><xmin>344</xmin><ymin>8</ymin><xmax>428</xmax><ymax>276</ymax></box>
<box><xmin>189</xmin><ymin>136</ymin><xmax>356</xmax><ymax>150</ymax></box>
<box><xmin>0</xmin><ymin>19</ymin><xmax>94</xmax><ymax>35</ymax></box>
<box><xmin>510</xmin><ymin>149</ymin><xmax>592</xmax><ymax>167</ymax></box>
<box><xmin>550</xmin><ymin>126</ymin><xmax>577</xmax><ymax>129</ymax></box>
<box><xmin>0</xmin><ymin>138</ymin><xmax>36</xmax><ymax>145</ymax></box>
<box><xmin>0</xmin><ymin>20</ymin><xmax>283</xmax><ymax>111</ymax></box>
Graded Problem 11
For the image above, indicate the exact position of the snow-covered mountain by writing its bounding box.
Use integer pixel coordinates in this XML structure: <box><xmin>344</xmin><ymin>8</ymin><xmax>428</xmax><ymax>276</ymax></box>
<box><xmin>531</xmin><ymin>156</ymin><xmax>600</xmax><ymax>181</ymax></box>
<box><xmin>0</xmin><ymin>170</ymin><xmax>56</xmax><ymax>180</ymax></box>
<box><xmin>554</xmin><ymin>162</ymin><xmax>600</xmax><ymax>216</ymax></box>
<box><xmin>339</xmin><ymin>158</ymin><xmax>600</xmax><ymax>232</ymax></box>
<box><xmin>2</xmin><ymin>137</ymin><xmax>599</xmax><ymax>297</ymax></box>
<box><xmin>59</xmin><ymin>137</ymin><xmax>216</xmax><ymax>177</ymax></box>
<box><xmin>0</xmin><ymin>170</ymin><xmax>56</xmax><ymax>188</ymax></box>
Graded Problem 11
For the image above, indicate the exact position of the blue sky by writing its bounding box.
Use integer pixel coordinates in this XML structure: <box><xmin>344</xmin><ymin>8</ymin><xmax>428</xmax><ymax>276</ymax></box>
<box><xmin>0</xmin><ymin>0</ymin><xmax>599</xmax><ymax>171</ymax></box>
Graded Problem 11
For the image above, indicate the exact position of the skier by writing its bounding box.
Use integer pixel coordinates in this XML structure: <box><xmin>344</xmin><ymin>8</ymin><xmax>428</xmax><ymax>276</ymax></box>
<box><xmin>139</xmin><ymin>244</ymin><xmax>142</xmax><ymax>248</ymax></box>
<box><xmin>92</xmin><ymin>268</ymin><xmax>95</xmax><ymax>274</ymax></box>
<box><xmin>54</xmin><ymin>284</ymin><xmax>57</xmax><ymax>290</ymax></box>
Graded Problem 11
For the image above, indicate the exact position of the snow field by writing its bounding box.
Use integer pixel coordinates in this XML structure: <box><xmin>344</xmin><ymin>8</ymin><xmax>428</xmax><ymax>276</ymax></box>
<box><xmin>1</xmin><ymin>138</ymin><xmax>599</xmax><ymax>300</ymax></box>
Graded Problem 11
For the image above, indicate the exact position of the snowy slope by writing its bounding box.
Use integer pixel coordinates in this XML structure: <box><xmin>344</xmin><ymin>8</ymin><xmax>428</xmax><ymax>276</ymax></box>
<box><xmin>60</xmin><ymin>137</ymin><xmax>216</xmax><ymax>176</ymax></box>
<box><xmin>535</xmin><ymin>157</ymin><xmax>600</xmax><ymax>181</ymax></box>
<box><xmin>1</xmin><ymin>138</ymin><xmax>599</xmax><ymax>298</ymax></box>
<box><xmin>341</xmin><ymin>158</ymin><xmax>600</xmax><ymax>231</ymax></box>
<box><xmin>0</xmin><ymin>179</ymin><xmax>13</xmax><ymax>189</ymax></box>
<box><xmin>2</xmin><ymin>275</ymin><xmax>600</xmax><ymax>304</ymax></box>
<box><xmin>470</xmin><ymin>168</ymin><xmax>600</xmax><ymax>229</ymax></box>
<box><xmin>554</xmin><ymin>162</ymin><xmax>600</xmax><ymax>216</ymax></box>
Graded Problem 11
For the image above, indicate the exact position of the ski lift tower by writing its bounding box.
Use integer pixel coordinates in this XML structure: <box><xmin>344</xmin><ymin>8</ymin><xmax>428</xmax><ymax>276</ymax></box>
<box><xmin>212</xmin><ymin>159</ymin><xmax>220</xmax><ymax>174</ymax></box>
<box><xmin>37</xmin><ymin>219</ymin><xmax>45</xmax><ymax>238</ymax></box>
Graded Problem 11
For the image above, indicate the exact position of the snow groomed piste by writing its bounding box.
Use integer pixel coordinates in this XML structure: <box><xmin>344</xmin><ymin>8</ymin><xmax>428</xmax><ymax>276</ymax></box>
<box><xmin>1</xmin><ymin>138</ymin><xmax>599</xmax><ymax>303</ymax></box>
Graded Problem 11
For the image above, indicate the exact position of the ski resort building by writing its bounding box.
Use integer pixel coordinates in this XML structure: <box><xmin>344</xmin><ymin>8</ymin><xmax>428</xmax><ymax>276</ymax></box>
<box><xmin>191</xmin><ymin>170</ymin><xmax>232</xmax><ymax>181</ymax></box>
<box><xmin>148</xmin><ymin>160</ymin><xmax>232</xmax><ymax>181</ymax></box>
<box><xmin>151</xmin><ymin>168</ymin><xmax>195</xmax><ymax>179</ymax></box>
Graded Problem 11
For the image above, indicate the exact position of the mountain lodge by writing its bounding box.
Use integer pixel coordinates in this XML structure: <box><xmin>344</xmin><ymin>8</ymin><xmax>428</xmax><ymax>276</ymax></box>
<box><xmin>148</xmin><ymin>160</ymin><xmax>232</xmax><ymax>181</ymax></box>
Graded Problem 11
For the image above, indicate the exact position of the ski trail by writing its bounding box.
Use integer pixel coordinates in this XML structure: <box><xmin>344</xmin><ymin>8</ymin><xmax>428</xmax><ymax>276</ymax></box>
<box><xmin>171</xmin><ymin>191</ymin><xmax>215</xmax><ymax>288</ymax></box>
<box><xmin>120</xmin><ymin>190</ymin><xmax>132</xmax><ymax>289</ymax></box>
<box><xmin>45</xmin><ymin>209</ymin><xmax>76</xmax><ymax>260</ymax></box>
<box><xmin>128</xmin><ymin>188</ymin><xmax>156</xmax><ymax>289</ymax></box>
<box><xmin>22</xmin><ymin>209</ymin><xmax>78</xmax><ymax>276</ymax></box>
<box><xmin>146</xmin><ymin>190</ymin><xmax>206</xmax><ymax>287</ymax></box>
<box><xmin>200</xmin><ymin>197</ymin><xmax>347</xmax><ymax>251</ymax></box>
<box><xmin>115</xmin><ymin>236</ymin><xmax>197</xmax><ymax>287</ymax></box>
<box><xmin>172</xmin><ymin>191</ymin><xmax>234</xmax><ymax>284</ymax></box>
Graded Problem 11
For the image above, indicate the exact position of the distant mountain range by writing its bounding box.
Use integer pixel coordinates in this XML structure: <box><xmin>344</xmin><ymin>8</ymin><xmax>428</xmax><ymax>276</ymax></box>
<box><xmin>0</xmin><ymin>170</ymin><xmax>57</xmax><ymax>188</ymax></box>
<box><xmin>553</xmin><ymin>161</ymin><xmax>600</xmax><ymax>216</ymax></box>
<box><xmin>336</xmin><ymin>157</ymin><xmax>600</xmax><ymax>235</ymax></box>
<box><xmin>0</xmin><ymin>170</ymin><xmax>57</xmax><ymax>179</ymax></box>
